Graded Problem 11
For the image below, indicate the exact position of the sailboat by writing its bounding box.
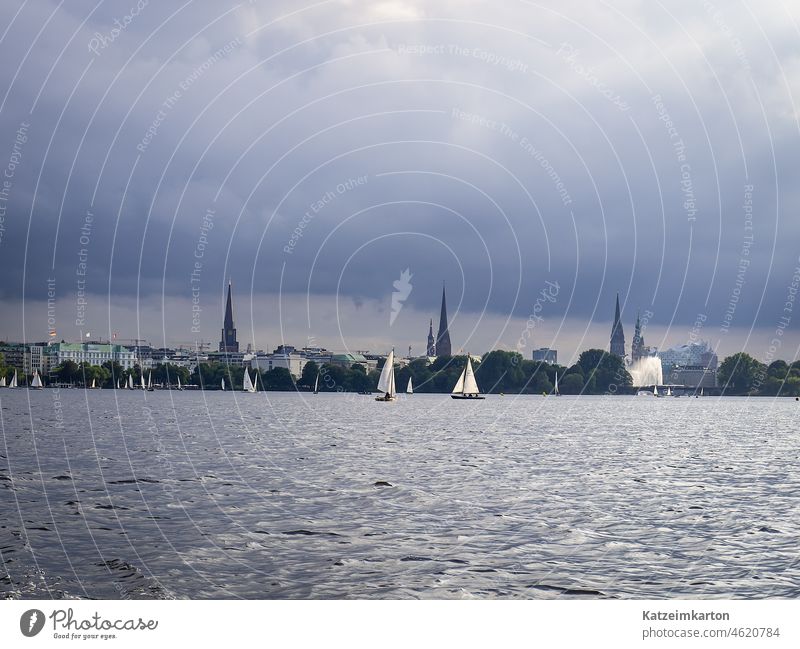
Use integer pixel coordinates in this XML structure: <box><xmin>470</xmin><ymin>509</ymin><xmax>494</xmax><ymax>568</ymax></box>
<box><xmin>147</xmin><ymin>372</ymin><xmax>154</xmax><ymax>391</ymax></box>
<box><xmin>9</xmin><ymin>370</ymin><xmax>17</xmax><ymax>388</ymax></box>
<box><xmin>406</xmin><ymin>376</ymin><xmax>413</xmax><ymax>394</ymax></box>
<box><xmin>177</xmin><ymin>375</ymin><xmax>183</xmax><ymax>391</ymax></box>
<box><xmin>554</xmin><ymin>371</ymin><xmax>561</xmax><ymax>396</ymax></box>
<box><xmin>31</xmin><ymin>370</ymin><xmax>43</xmax><ymax>389</ymax></box>
<box><xmin>653</xmin><ymin>384</ymin><xmax>659</xmax><ymax>397</ymax></box>
<box><xmin>0</xmin><ymin>376</ymin><xmax>6</xmax><ymax>387</ymax></box>
<box><xmin>140</xmin><ymin>372</ymin><xmax>147</xmax><ymax>390</ymax></box>
<box><xmin>116</xmin><ymin>378</ymin><xmax>121</xmax><ymax>389</ymax></box>
<box><xmin>666</xmin><ymin>386</ymin><xmax>672</xmax><ymax>397</ymax></box>
<box><xmin>375</xmin><ymin>349</ymin><xmax>397</xmax><ymax>401</ymax></box>
<box><xmin>221</xmin><ymin>377</ymin><xmax>226</xmax><ymax>391</ymax></box>
<box><xmin>451</xmin><ymin>355</ymin><xmax>484</xmax><ymax>399</ymax></box>
<box><xmin>313</xmin><ymin>371</ymin><xmax>319</xmax><ymax>394</ymax></box>
<box><xmin>90</xmin><ymin>378</ymin><xmax>96</xmax><ymax>389</ymax></box>
<box><xmin>243</xmin><ymin>369</ymin><xmax>256</xmax><ymax>393</ymax></box>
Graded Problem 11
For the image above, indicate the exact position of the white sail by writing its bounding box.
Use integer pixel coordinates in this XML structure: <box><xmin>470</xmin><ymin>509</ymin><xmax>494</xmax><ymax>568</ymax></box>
<box><xmin>406</xmin><ymin>376</ymin><xmax>413</xmax><ymax>394</ymax></box>
<box><xmin>147</xmin><ymin>372</ymin><xmax>152</xmax><ymax>389</ymax></box>
<box><xmin>554</xmin><ymin>371</ymin><xmax>559</xmax><ymax>395</ymax></box>
<box><xmin>221</xmin><ymin>377</ymin><xmax>226</xmax><ymax>391</ymax></box>
<box><xmin>666</xmin><ymin>386</ymin><xmax>672</xmax><ymax>396</ymax></box>
<box><xmin>452</xmin><ymin>367</ymin><xmax>465</xmax><ymax>394</ymax></box>
<box><xmin>462</xmin><ymin>357</ymin><xmax>480</xmax><ymax>394</ymax></box>
<box><xmin>140</xmin><ymin>373</ymin><xmax>146</xmax><ymax>390</ymax></box>
<box><xmin>243</xmin><ymin>369</ymin><xmax>256</xmax><ymax>393</ymax></box>
<box><xmin>117</xmin><ymin>378</ymin><xmax>121</xmax><ymax>389</ymax></box>
<box><xmin>653</xmin><ymin>384</ymin><xmax>658</xmax><ymax>396</ymax></box>
<box><xmin>452</xmin><ymin>357</ymin><xmax>480</xmax><ymax>395</ymax></box>
<box><xmin>177</xmin><ymin>375</ymin><xmax>182</xmax><ymax>390</ymax></box>
<box><xmin>10</xmin><ymin>370</ymin><xmax>17</xmax><ymax>388</ymax></box>
<box><xmin>91</xmin><ymin>377</ymin><xmax>96</xmax><ymax>389</ymax></box>
<box><xmin>313</xmin><ymin>371</ymin><xmax>319</xmax><ymax>394</ymax></box>
<box><xmin>0</xmin><ymin>376</ymin><xmax>6</xmax><ymax>387</ymax></box>
<box><xmin>376</xmin><ymin>350</ymin><xmax>396</xmax><ymax>396</ymax></box>
<box><xmin>127</xmin><ymin>374</ymin><xmax>133</xmax><ymax>389</ymax></box>
<box><xmin>31</xmin><ymin>370</ymin><xmax>43</xmax><ymax>388</ymax></box>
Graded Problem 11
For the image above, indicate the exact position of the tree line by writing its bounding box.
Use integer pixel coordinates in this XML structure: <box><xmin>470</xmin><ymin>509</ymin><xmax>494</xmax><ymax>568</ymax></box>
<box><xmin>3</xmin><ymin>349</ymin><xmax>799</xmax><ymax>396</ymax></box>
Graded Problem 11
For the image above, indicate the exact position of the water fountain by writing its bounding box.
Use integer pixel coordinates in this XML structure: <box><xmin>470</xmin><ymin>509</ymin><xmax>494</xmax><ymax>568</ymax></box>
<box><xmin>629</xmin><ymin>356</ymin><xmax>663</xmax><ymax>386</ymax></box>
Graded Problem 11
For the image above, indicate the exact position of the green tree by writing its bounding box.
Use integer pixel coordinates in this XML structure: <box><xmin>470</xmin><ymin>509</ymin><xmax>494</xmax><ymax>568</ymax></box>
<box><xmin>475</xmin><ymin>350</ymin><xmax>524</xmax><ymax>393</ymax></box>
<box><xmin>577</xmin><ymin>349</ymin><xmax>632</xmax><ymax>393</ymax></box>
<box><xmin>262</xmin><ymin>367</ymin><xmax>296</xmax><ymax>390</ymax></box>
<box><xmin>299</xmin><ymin>360</ymin><xmax>319</xmax><ymax>389</ymax></box>
<box><xmin>560</xmin><ymin>373</ymin><xmax>584</xmax><ymax>394</ymax></box>
<box><xmin>718</xmin><ymin>352</ymin><xmax>765</xmax><ymax>395</ymax></box>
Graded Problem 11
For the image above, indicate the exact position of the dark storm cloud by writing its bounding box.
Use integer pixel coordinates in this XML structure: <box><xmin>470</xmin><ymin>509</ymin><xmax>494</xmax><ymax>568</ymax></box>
<box><xmin>1</xmin><ymin>0</ymin><xmax>799</xmax><ymax>353</ymax></box>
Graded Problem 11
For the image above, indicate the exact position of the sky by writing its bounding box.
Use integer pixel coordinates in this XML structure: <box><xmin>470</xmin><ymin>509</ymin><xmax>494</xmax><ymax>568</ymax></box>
<box><xmin>0</xmin><ymin>0</ymin><xmax>799</xmax><ymax>365</ymax></box>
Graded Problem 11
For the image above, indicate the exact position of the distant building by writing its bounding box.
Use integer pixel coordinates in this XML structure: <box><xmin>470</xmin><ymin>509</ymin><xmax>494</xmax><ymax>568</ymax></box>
<box><xmin>44</xmin><ymin>342</ymin><xmax>136</xmax><ymax>370</ymax></box>
<box><xmin>329</xmin><ymin>352</ymin><xmax>374</xmax><ymax>372</ymax></box>
<box><xmin>426</xmin><ymin>319</ymin><xmax>436</xmax><ymax>356</ymax></box>
<box><xmin>251</xmin><ymin>351</ymin><xmax>307</xmax><ymax>378</ymax></box>
<box><xmin>0</xmin><ymin>343</ymin><xmax>26</xmax><ymax>372</ymax></box>
<box><xmin>610</xmin><ymin>293</ymin><xmax>625</xmax><ymax>359</ymax></box>
<box><xmin>658</xmin><ymin>341</ymin><xmax>717</xmax><ymax>378</ymax></box>
<box><xmin>219</xmin><ymin>281</ymin><xmax>239</xmax><ymax>353</ymax></box>
<box><xmin>532</xmin><ymin>348</ymin><xmax>558</xmax><ymax>364</ymax></box>
<box><xmin>631</xmin><ymin>310</ymin><xmax>646</xmax><ymax>364</ymax></box>
<box><xmin>668</xmin><ymin>365</ymin><xmax>717</xmax><ymax>389</ymax></box>
<box><xmin>435</xmin><ymin>283</ymin><xmax>452</xmax><ymax>357</ymax></box>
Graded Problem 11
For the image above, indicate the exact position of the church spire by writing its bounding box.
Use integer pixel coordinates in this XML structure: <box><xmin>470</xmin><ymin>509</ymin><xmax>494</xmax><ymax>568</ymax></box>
<box><xmin>436</xmin><ymin>282</ymin><xmax>451</xmax><ymax>357</ymax></box>
<box><xmin>220</xmin><ymin>280</ymin><xmax>239</xmax><ymax>353</ymax></box>
<box><xmin>610</xmin><ymin>292</ymin><xmax>625</xmax><ymax>359</ymax></box>
<box><xmin>426</xmin><ymin>318</ymin><xmax>436</xmax><ymax>356</ymax></box>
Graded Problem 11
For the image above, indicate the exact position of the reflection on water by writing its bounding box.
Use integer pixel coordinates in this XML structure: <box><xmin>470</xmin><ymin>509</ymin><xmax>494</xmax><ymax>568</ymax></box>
<box><xmin>1</xmin><ymin>390</ymin><xmax>798</xmax><ymax>599</ymax></box>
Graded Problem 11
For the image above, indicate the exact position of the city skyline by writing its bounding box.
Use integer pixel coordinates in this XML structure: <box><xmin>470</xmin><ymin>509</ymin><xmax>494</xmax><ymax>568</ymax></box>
<box><xmin>0</xmin><ymin>2</ymin><xmax>798</xmax><ymax>370</ymax></box>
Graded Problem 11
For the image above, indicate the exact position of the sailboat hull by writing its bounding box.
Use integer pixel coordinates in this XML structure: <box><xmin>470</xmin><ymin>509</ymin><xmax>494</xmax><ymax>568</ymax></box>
<box><xmin>451</xmin><ymin>394</ymin><xmax>485</xmax><ymax>400</ymax></box>
<box><xmin>375</xmin><ymin>394</ymin><xmax>396</xmax><ymax>401</ymax></box>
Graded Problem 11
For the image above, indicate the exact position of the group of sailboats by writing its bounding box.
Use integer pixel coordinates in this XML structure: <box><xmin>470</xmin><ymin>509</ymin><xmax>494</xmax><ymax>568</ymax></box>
<box><xmin>0</xmin><ymin>371</ymin><xmax>18</xmax><ymax>388</ymax></box>
<box><xmin>373</xmin><ymin>350</ymin><xmax>483</xmax><ymax>402</ymax></box>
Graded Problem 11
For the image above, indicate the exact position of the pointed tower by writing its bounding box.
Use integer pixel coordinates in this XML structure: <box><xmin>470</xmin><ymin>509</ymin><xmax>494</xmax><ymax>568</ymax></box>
<box><xmin>426</xmin><ymin>319</ymin><xmax>436</xmax><ymax>356</ymax></box>
<box><xmin>219</xmin><ymin>281</ymin><xmax>239</xmax><ymax>353</ymax></box>
<box><xmin>631</xmin><ymin>310</ymin><xmax>645</xmax><ymax>364</ymax></box>
<box><xmin>610</xmin><ymin>293</ymin><xmax>625</xmax><ymax>359</ymax></box>
<box><xmin>436</xmin><ymin>283</ymin><xmax>452</xmax><ymax>357</ymax></box>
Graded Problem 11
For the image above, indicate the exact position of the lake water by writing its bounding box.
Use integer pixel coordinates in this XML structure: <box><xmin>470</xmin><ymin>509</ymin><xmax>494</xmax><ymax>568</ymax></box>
<box><xmin>1</xmin><ymin>389</ymin><xmax>798</xmax><ymax>599</ymax></box>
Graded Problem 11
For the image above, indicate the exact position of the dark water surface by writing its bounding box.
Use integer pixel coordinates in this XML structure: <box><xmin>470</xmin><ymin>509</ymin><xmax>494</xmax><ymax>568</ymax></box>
<box><xmin>1</xmin><ymin>389</ymin><xmax>798</xmax><ymax>599</ymax></box>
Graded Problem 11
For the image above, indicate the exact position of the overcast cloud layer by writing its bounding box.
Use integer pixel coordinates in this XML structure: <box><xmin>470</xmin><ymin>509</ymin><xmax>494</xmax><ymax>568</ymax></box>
<box><xmin>1</xmin><ymin>0</ymin><xmax>799</xmax><ymax>362</ymax></box>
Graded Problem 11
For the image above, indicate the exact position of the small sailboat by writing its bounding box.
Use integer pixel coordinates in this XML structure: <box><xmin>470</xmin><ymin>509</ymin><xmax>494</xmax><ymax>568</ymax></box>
<box><xmin>406</xmin><ymin>376</ymin><xmax>413</xmax><ymax>394</ymax></box>
<box><xmin>313</xmin><ymin>371</ymin><xmax>320</xmax><ymax>394</ymax></box>
<box><xmin>140</xmin><ymin>373</ymin><xmax>146</xmax><ymax>391</ymax></box>
<box><xmin>147</xmin><ymin>372</ymin><xmax>154</xmax><ymax>391</ymax></box>
<box><xmin>0</xmin><ymin>376</ymin><xmax>6</xmax><ymax>387</ymax></box>
<box><xmin>221</xmin><ymin>377</ymin><xmax>226</xmax><ymax>391</ymax></box>
<box><xmin>451</xmin><ymin>355</ymin><xmax>484</xmax><ymax>399</ymax></box>
<box><xmin>116</xmin><ymin>378</ymin><xmax>121</xmax><ymax>389</ymax></box>
<box><xmin>31</xmin><ymin>370</ymin><xmax>43</xmax><ymax>389</ymax></box>
<box><xmin>554</xmin><ymin>371</ymin><xmax>561</xmax><ymax>396</ymax></box>
<box><xmin>127</xmin><ymin>374</ymin><xmax>134</xmax><ymax>389</ymax></box>
<box><xmin>9</xmin><ymin>370</ymin><xmax>17</xmax><ymax>389</ymax></box>
<box><xmin>375</xmin><ymin>349</ymin><xmax>397</xmax><ymax>401</ymax></box>
<box><xmin>653</xmin><ymin>384</ymin><xmax>659</xmax><ymax>397</ymax></box>
<box><xmin>90</xmin><ymin>378</ymin><xmax>96</xmax><ymax>389</ymax></box>
<box><xmin>177</xmin><ymin>375</ymin><xmax>183</xmax><ymax>391</ymax></box>
<box><xmin>666</xmin><ymin>386</ymin><xmax>672</xmax><ymax>397</ymax></box>
<box><xmin>243</xmin><ymin>369</ymin><xmax>256</xmax><ymax>393</ymax></box>
<box><xmin>700</xmin><ymin>387</ymin><xmax>704</xmax><ymax>396</ymax></box>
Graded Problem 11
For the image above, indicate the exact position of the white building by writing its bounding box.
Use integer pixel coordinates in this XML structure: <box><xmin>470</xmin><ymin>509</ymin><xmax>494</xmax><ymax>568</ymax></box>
<box><xmin>45</xmin><ymin>343</ymin><xmax>137</xmax><ymax>370</ymax></box>
<box><xmin>250</xmin><ymin>352</ymin><xmax>308</xmax><ymax>378</ymax></box>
